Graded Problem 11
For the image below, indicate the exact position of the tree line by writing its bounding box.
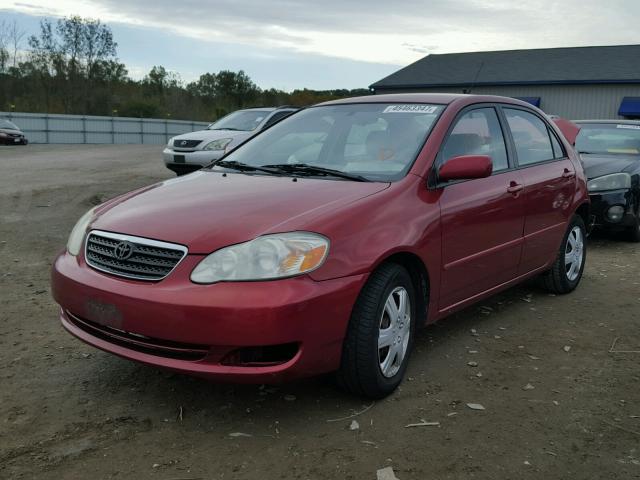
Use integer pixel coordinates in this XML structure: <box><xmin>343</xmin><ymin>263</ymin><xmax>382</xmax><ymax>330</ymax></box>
<box><xmin>0</xmin><ymin>17</ymin><xmax>370</xmax><ymax>121</ymax></box>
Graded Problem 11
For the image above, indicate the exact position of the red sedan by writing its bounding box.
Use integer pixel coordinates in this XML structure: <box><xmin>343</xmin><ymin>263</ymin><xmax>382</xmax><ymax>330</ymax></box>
<box><xmin>52</xmin><ymin>94</ymin><xmax>590</xmax><ymax>398</ymax></box>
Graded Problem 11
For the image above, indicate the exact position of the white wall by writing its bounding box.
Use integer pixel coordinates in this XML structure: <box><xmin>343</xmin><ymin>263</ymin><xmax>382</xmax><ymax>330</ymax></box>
<box><xmin>0</xmin><ymin>112</ymin><xmax>210</xmax><ymax>144</ymax></box>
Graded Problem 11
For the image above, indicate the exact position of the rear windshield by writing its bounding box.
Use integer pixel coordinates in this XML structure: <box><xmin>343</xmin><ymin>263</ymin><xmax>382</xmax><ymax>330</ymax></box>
<box><xmin>217</xmin><ymin>103</ymin><xmax>444</xmax><ymax>181</ymax></box>
<box><xmin>208</xmin><ymin>110</ymin><xmax>270</xmax><ymax>132</ymax></box>
<box><xmin>0</xmin><ymin>119</ymin><xmax>19</xmax><ymax>130</ymax></box>
<box><xmin>576</xmin><ymin>123</ymin><xmax>640</xmax><ymax>155</ymax></box>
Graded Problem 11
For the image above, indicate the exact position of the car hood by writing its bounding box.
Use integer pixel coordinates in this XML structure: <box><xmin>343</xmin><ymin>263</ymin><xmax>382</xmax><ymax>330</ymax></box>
<box><xmin>173</xmin><ymin>129</ymin><xmax>253</xmax><ymax>142</ymax></box>
<box><xmin>580</xmin><ymin>153</ymin><xmax>640</xmax><ymax>180</ymax></box>
<box><xmin>92</xmin><ymin>171</ymin><xmax>390</xmax><ymax>253</ymax></box>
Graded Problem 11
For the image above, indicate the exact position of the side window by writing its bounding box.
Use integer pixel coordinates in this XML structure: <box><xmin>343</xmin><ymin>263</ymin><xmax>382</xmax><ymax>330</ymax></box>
<box><xmin>441</xmin><ymin>108</ymin><xmax>509</xmax><ymax>172</ymax></box>
<box><xmin>504</xmin><ymin>109</ymin><xmax>555</xmax><ymax>166</ymax></box>
<box><xmin>549</xmin><ymin>130</ymin><xmax>565</xmax><ymax>159</ymax></box>
<box><xmin>264</xmin><ymin>110</ymin><xmax>294</xmax><ymax>128</ymax></box>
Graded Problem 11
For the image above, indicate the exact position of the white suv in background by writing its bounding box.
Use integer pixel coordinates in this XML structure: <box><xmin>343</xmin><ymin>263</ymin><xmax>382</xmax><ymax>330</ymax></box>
<box><xmin>163</xmin><ymin>106</ymin><xmax>298</xmax><ymax>175</ymax></box>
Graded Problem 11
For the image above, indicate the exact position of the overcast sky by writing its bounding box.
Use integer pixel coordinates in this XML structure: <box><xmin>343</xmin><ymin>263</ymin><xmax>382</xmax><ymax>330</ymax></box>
<box><xmin>1</xmin><ymin>0</ymin><xmax>639</xmax><ymax>90</ymax></box>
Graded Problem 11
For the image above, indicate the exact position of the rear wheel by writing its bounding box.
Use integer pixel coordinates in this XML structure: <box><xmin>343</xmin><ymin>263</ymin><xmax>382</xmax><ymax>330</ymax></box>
<box><xmin>337</xmin><ymin>263</ymin><xmax>416</xmax><ymax>398</ymax></box>
<box><xmin>541</xmin><ymin>215</ymin><xmax>586</xmax><ymax>294</ymax></box>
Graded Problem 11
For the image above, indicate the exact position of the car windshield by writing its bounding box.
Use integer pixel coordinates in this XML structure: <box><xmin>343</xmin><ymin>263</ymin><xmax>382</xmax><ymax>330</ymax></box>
<box><xmin>213</xmin><ymin>103</ymin><xmax>444</xmax><ymax>182</ymax></box>
<box><xmin>576</xmin><ymin>123</ymin><xmax>640</xmax><ymax>155</ymax></box>
<box><xmin>0</xmin><ymin>119</ymin><xmax>19</xmax><ymax>130</ymax></box>
<box><xmin>207</xmin><ymin>110</ymin><xmax>270</xmax><ymax>131</ymax></box>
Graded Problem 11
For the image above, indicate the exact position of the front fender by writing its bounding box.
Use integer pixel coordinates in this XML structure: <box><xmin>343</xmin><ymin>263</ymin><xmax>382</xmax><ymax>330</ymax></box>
<box><xmin>308</xmin><ymin>175</ymin><xmax>442</xmax><ymax>293</ymax></box>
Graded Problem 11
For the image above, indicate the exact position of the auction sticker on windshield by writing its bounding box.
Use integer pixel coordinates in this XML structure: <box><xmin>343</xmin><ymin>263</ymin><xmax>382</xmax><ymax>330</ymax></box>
<box><xmin>383</xmin><ymin>105</ymin><xmax>441</xmax><ymax>114</ymax></box>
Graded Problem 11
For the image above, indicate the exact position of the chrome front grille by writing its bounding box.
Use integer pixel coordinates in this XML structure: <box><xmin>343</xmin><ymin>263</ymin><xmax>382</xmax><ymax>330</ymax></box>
<box><xmin>173</xmin><ymin>139</ymin><xmax>202</xmax><ymax>148</ymax></box>
<box><xmin>85</xmin><ymin>230</ymin><xmax>187</xmax><ymax>281</ymax></box>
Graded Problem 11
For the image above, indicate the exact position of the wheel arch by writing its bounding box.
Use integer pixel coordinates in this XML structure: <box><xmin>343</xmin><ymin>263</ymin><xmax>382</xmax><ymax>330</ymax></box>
<box><xmin>375</xmin><ymin>251</ymin><xmax>430</xmax><ymax>327</ymax></box>
<box><xmin>575</xmin><ymin>201</ymin><xmax>591</xmax><ymax>231</ymax></box>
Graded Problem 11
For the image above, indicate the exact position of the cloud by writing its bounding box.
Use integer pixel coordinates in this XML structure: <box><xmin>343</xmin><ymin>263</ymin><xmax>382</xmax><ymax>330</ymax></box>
<box><xmin>402</xmin><ymin>43</ymin><xmax>438</xmax><ymax>55</ymax></box>
<box><xmin>3</xmin><ymin>0</ymin><xmax>640</xmax><ymax>66</ymax></box>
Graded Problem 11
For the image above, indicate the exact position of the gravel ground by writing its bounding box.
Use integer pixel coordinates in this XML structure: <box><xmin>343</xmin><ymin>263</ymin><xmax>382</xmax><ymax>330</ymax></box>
<box><xmin>1</xmin><ymin>144</ymin><xmax>639</xmax><ymax>480</ymax></box>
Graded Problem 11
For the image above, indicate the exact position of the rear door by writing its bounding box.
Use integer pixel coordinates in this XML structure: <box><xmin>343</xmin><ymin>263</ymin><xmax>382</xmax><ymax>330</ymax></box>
<box><xmin>437</xmin><ymin>106</ymin><xmax>525</xmax><ymax>310</ymax></box>
<box><xmin>501</xmin><ymin>107</ymin><xmax>576</xmax><ymax>274</ymax></box>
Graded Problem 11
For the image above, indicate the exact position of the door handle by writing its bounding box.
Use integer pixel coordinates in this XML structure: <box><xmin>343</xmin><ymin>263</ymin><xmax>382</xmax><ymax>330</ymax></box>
<box><xmin>507</xmin><ymin>182</ymin><xmax>524</xmax><ymax>194</ymax></box>
<box><xmin>562</xmin><ymin>168</ymin><xmax>576</xmax><ymax>179</ymax></box>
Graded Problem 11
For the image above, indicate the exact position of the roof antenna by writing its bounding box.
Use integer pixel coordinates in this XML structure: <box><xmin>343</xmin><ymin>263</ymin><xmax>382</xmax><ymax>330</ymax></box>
<box><xmin>466</xmin><ymin>61</ymin><xmax>485</xmax><ymax>94</ymax></box>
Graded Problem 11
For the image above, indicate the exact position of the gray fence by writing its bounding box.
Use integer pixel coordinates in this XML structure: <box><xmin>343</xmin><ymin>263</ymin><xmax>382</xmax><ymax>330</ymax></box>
<box><xmin>0</xmin><ymin>111</ymin><xmax>210</xmax><ymax>144</ymax></box>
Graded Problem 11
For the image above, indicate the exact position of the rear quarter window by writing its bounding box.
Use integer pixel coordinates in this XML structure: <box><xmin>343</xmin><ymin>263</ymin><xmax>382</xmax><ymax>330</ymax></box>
<box><xmin>549</xmin><ymin>131</ymin><xmax>565</xmax><ymax>159</ymax></box>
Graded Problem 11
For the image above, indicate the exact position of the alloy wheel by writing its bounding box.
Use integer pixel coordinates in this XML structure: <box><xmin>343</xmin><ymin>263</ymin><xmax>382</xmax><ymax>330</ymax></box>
<box><xmin>378</xmin><ymin>286</ymin><xmax>411</xmax><ymax>378</ymax></box>
<box><xmin>565</xmin><ymin>226</ymin><xmax>584</xmax><ymax>281</ymax></box>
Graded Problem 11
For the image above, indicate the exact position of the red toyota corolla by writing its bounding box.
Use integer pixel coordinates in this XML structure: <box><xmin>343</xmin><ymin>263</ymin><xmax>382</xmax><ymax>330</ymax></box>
<box><xmin>52</xmin><ymin>94</ymin><xmax>589</xmax><ymax>398</ymax></box>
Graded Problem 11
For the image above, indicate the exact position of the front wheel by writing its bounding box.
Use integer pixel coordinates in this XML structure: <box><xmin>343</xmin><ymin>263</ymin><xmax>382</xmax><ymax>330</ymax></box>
<box><xmin>627</xmin><ymin>216</ymin><xmax>640</xmax><ymax>243</ymax></box>
<box><xmin>541</xmin><ymin>215</ymin><xmax>586</xmax><ymax>294</ymax></box>
<box><xmin>337</xmin><ymin>263</ymin><xmax>417</xmax><ymax>398</ymax></box>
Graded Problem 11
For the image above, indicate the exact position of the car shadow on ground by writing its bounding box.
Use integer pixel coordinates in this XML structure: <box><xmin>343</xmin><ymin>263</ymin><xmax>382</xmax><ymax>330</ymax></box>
<box><xmin>74</xmin><ymin>279</ymin><xmax>544</xmax><ymax>424</ymax></box>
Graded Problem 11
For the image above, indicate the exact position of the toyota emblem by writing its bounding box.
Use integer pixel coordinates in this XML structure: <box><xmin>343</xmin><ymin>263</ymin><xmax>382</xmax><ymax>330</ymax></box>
<box><xmin>113</xmin><ymin>241</ymin><xmax>134</xmax><ymax>261</ymax></box>
<box><xmin>180</xmin><ymin>140</ymin><xmax>187</xmax><ymax>146</ymax></box>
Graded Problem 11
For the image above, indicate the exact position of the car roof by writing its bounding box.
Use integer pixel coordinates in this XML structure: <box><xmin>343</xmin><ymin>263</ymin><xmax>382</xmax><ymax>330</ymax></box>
<box><xmin>316</xmin><ymin>92</ymin><xmax>535</xmax><ymax>108</ymax></box>
<box><xmin>239</xmin><ymin>106</ymin><xmax>298</xmax><ymax>113</ymax></box>
<box><xmin>239</xmin><ymin>108</ymin><xmax>277</xmax><ymax>113</ymax></box>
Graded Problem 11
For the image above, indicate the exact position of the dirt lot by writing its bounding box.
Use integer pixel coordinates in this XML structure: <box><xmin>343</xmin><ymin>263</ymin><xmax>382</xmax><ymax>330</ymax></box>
<box><xmin>1</xmin><ymin>144</ymin><xmax>639</xmax><ymax>480</ymax></box>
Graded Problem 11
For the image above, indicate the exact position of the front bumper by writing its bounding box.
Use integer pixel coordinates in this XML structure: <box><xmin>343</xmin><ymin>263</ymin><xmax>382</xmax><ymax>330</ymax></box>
<box><xmin>163</xmin><ymin>148</ymin><xmax>224</xmax><ymax>175</ymax></box>
<box><xmin>589</xmin><ymin>189</ymin><xmax>638</xmax><ymax>231</ymax></box>
<box><xmin>0</xmin><ymin>135</ymin><xmax>26</xmax><ymax>145</ymax></box>
<box><xmin>51</xmin><ymin>251</ymin><xmax>366</xmax><ymax>383</ymax></box>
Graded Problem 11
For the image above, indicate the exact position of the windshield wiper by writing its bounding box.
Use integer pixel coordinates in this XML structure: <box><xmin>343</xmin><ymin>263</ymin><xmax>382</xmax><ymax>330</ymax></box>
<box><xmin>210</xmin><ymin>127</ymin><xmax>243</xmax><ymax>131</ymax></box>
<box><xmin>212</xmin><ymin>160</ymin><xmax>282</xmax><ymax>176</ymax></box>
<box><xmin>262</xmin><ymin>164</ymin><xmax>369</xmax><ymax>182</ymax></box>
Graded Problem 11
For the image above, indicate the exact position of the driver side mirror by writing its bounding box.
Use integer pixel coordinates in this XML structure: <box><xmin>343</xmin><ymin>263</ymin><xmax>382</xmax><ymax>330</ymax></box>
<box><xmin>438</xmin><ymin>155</ymin><xmax>493</xmax><ymax>182</ymax></box>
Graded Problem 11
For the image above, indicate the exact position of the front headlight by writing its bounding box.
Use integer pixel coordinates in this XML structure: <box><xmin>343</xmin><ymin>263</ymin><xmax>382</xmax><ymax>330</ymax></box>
<box><xmin>191</xmin><ymin>232</ymin><xmax>329</xmax><ymax>284</ymax></box>
<box><xmin>67</xmin><ymin>207</ymin><xmax>96</xmax><ymax>256</ymax></box>
<box><xmin>203</xmin><ymin>138</ymin><xmax>232</xmax><ymax>151</ymax></box>
<box><xmin>587</xmin><ymin>173</ymin><xmax>631</xmax><ymax>192</ymax></box>
<box><xmin>166</xmin><ymin>137</ymin><xmax>175</xmax><ymax>148</ymax></box>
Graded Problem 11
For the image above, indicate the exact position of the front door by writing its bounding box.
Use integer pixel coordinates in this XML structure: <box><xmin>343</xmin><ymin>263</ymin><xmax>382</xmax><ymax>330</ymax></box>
<box><xmin>437</xmin><ymin>106</ymin><xmax>525</xmax><ymax>310</ymax></box>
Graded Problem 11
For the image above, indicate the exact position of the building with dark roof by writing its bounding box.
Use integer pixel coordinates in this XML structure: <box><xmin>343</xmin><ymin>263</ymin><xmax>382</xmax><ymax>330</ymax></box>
<box><xmin>370</xmin><ymin>45</ymin><xmax>640</xmax><ymax>119</ymax></box>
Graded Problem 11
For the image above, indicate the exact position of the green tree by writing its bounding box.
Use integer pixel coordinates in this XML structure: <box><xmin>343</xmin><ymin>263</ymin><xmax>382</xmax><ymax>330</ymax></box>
<box><xmin>216</xmin><ymin>70</ymin><xmax>259</xmax><ymax>107</ymax></box>
<box><xmin>144</xmin><ymin>65</ymin><xmax>182</xmax><ymax>93</ymax></box>
<box><xmin>26</xmin><ymin>16</ymin><xmax>119</xmax><ymax>113</ymax></box>
<box><xmin>187</xmin><ymin>72</ymin><xmax>218</xmax><ymax>99</ymax></box>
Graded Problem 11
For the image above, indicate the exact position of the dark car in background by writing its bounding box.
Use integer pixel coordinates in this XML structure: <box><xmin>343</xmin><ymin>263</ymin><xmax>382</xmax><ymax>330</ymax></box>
<box><xmin>575</xmin><ymin>120</ymin><xmax>640</xmax><ymax>241</ymax></box>
<box><xmin>0</xmin><ymin>119</ymin><xmax>28</xmax><ymax>145</ymax></box>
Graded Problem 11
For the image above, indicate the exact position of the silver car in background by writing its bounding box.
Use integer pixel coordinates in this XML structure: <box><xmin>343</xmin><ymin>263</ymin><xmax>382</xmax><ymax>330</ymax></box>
<box><xmin>163</xmin><ymin>106</ymin><xmax>298</xmax><ymax>175</ymax></box>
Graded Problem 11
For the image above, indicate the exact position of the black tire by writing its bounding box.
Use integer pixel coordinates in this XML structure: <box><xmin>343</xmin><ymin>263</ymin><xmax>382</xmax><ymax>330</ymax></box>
<box><xmin>337</xmin><ymin>263</ymin><xmax>417</xmax><ymax>398</ymax></box>
<box><xmin>541</xmin><ymin>215</ymin><xmax>587</xmax><ymax>294</ymax></box>
<box><xmin>627</xmin><ymin>216</ymin><xmax>640</xmax><ymax>243</ymax></box>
